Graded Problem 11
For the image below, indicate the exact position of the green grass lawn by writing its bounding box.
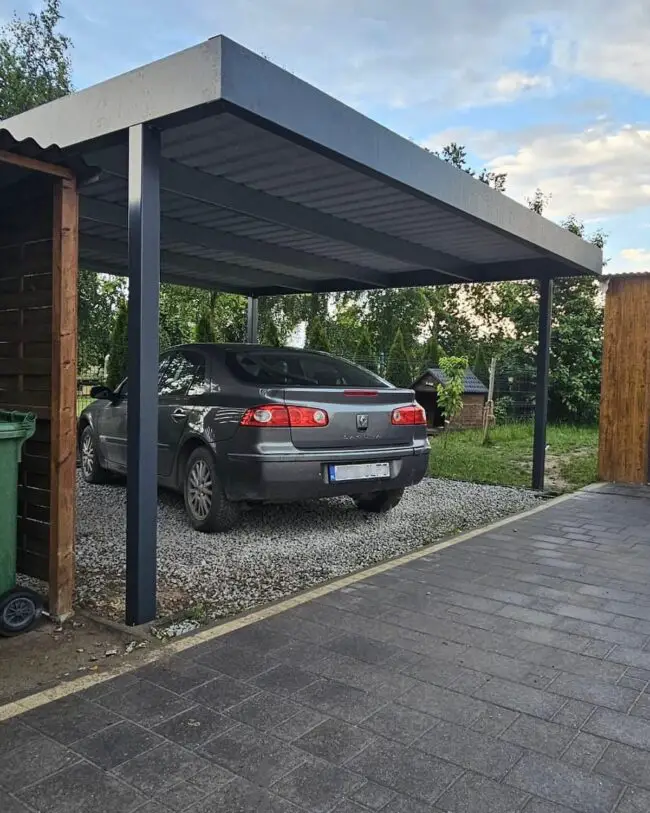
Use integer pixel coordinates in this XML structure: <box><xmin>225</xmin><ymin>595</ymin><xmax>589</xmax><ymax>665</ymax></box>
<box><xmin>428</xmin><ymin>423</ymin><xmax>599</xmax><ymax>492</ymax></box>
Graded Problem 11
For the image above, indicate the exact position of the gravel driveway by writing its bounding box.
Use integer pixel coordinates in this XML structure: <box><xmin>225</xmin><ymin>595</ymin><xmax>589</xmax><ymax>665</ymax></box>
<box><xmin>75</xmin><ymin>473</ymin><xmax>542</xmax><ymax>621</ymax></box>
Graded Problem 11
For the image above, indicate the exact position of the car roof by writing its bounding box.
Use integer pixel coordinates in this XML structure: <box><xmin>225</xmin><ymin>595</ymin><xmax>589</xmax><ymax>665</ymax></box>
<box><xmin>169</xmin><ymin>343</ymin><xmax>330</xmax><ymax>356</ymax></box>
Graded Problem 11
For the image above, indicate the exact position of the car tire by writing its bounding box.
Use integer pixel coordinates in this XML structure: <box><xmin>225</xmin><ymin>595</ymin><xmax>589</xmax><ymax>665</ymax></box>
<box><xmin>0</xmin><ymin>588</ymin><xmax>43</xmax><ymax>637</ymax></box>
<box><xmin>184</xmin><ymin>446</ymin><xmax>240</xmax><ymax>533</ymax></box>
<box><xmin>354</xmin><ymin>488</ymin><xmax>404</xmax><ymax>514</ymax></box>
<box><xmin>80</xmin><ymin>425</ymin><xmax>109</xmax><ymax>484</ymax></box>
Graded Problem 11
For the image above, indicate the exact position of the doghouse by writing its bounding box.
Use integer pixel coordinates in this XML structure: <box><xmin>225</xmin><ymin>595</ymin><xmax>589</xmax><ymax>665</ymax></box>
<box><xmin>412</xmin><ymin>368</ymin><xmax>488</xmax><ymax>430</ymax></box>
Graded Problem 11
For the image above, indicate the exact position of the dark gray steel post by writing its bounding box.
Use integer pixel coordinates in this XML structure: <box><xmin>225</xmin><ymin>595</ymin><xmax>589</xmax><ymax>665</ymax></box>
<box><xmin>246</xmin><ymin>296</ymin><xmax>259</xmax><ymax>343</ymax></box>
<box><xmin>532</xmin><ymin>278</ymin><xmax>553</xmax><ymax>491</ymax></box>
<box><xmin>125</xmin><ymin>124</ymin><xmax>161</xmax><ymax>625</ymax></box>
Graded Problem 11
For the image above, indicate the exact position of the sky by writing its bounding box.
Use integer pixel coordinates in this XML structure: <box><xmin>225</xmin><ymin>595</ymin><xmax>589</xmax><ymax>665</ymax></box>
<box><xmin>2</xmin><ymin>0</ymin><xmax>649</xmax><ymax>274</ymax></box>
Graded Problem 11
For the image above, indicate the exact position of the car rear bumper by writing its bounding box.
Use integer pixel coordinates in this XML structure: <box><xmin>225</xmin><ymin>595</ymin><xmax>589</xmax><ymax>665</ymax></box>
<box><xmin>224</xmin><ymin>447</ymin><xmax>429</xmax><ymax>502</ymax></box>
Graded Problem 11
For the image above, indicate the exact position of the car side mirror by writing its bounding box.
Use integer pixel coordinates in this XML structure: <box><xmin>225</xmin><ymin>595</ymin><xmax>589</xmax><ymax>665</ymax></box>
<box><xmin>90</xmin><ymin>385</ymin><xmax>116</xmax><ymax>401</ymax></box>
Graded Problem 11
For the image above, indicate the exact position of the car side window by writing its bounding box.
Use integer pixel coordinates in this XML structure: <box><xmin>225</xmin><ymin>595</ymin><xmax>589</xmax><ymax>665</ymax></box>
<box><xmin>158</xmin><ymin>351</ymin><xmax>206</xmax><ymax>398</ymax></box>
<box><xmin>187</xmin><ymin>353</ymin><xmax>210</xmax><ymax>397</ymax></box>
<box><xmin>158</xmin><ymin>355</ymin><xmax>171</xmax><ymax>388</ymax></box>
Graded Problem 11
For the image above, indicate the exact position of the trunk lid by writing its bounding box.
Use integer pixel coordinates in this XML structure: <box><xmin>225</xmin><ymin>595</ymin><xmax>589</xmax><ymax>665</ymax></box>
<box><xmin>283</xmin><ymin>387</ymin><xmax>417</xmax><ymax>450</ymax></box>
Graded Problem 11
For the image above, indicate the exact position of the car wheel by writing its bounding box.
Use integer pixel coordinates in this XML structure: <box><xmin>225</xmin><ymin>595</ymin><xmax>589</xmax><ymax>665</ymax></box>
<box><xmin>80</xmin><ymin>425</ymin><xmax>108</xmax><ymax>484</ymax></box>
<box><xmin>354</xmin><ymin>488</ymin><xmax>404</xmax><ymax>514</ymax></box>
<box><xmin>184</xmin><ymin>446</ymin><xmax>240</xmax><ymax>533</ymax></box>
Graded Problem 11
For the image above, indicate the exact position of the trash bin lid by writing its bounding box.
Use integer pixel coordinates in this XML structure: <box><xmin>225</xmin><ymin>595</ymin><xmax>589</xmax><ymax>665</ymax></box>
<box><xmin>0</xmin><ymin>422</ymin><xmax>30</xmax><ymax>440</ymax></box>
<box><xmin>0</xmin><ymin>410</ymin><xmax>36</xmax><ymax>441</ymax></box>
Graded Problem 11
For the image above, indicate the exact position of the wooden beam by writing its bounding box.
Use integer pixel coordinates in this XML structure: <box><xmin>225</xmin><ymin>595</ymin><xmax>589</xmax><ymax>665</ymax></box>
<box><xmin>0</xmin><ymin>149</ymin><xmax>74</xmax><ymax>180</ymax></box>
<box><xmin>49</xmin><ymin>176</ymin><xmax>78</xmax><ymax>620</ymax></box>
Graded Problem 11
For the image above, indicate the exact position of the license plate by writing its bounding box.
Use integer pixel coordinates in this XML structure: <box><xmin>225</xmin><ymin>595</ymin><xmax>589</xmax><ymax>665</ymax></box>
<box><xmin>328</xmin><ymin>462</ymin><xmax>391</xmax><ymax>483</ymax></box>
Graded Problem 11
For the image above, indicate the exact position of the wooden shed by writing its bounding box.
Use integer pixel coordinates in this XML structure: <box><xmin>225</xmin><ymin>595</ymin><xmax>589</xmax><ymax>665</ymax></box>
<box><xmin>412</xmin><ymin>368</ymin><xmax>488</xmax><ymax>430</ymax></box>
<box><xmin>599</xmin><ymin>273</ymin><xmax>650</xmax><ymax>485</ymax></box>
<box><xmin>0</xmin><ymin>131</ymin><xmax>85</xmax><ymax>620</ymax></box>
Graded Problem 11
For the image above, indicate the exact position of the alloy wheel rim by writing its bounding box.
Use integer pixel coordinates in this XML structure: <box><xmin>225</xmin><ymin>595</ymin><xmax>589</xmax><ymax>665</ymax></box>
<box><xmin>81</xmin><ymin>434</ymin><xmax>95</xmax><ymax>478</ymax></box>
<box><xmin>188</xmin><ymin>459</ymin><xmax>213</xmax><ymax>520</ymax></box>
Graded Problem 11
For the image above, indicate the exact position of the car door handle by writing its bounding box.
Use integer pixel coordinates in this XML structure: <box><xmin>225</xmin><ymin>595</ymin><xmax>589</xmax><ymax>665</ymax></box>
<box><xmin>171</xmin><ymin>408</ymin><xmax>188</xmax><ymax>422</ymax></box>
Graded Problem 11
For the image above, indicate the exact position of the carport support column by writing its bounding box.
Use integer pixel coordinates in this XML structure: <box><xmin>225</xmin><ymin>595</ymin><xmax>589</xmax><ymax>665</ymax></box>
<box><xmin>246</xmin><ymin>296</ymin><xmax>259</xmax><ymax>343</ymax></box>
<box><xmin>126</xmin><ymin>124</ymin><xmax>161</xmax><ymax>626</ymax></box>
<box><xmin>532</xmin><ymin>278</ymin><xmax>553</xmax><ymax>491</ymax></box>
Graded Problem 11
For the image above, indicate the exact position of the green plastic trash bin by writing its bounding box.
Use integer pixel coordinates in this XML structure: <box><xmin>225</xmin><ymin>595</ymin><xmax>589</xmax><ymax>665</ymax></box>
<box><xmin>0</xmin><ymin>409</ymin><xmax>43</xmax><ymax>636</ymax></box>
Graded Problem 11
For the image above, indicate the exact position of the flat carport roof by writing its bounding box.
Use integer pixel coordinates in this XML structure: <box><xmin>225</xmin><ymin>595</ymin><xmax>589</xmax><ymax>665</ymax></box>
<box><xmin>4</xmin><ymin>36</ymin><xmax>601</xmax><ymax>295</ymax></box>
<box><xmin>2</xmin><ymin>36</ymin><xmax>603</xmax><ymax>625</ymax></box>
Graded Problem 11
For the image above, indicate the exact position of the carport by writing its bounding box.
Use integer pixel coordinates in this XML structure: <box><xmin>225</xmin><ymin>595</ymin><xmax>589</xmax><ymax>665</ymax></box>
<box><xmin>3</xmin><ymin>36</ymin><xmax>602</xmax><ymax>625</ymax></box>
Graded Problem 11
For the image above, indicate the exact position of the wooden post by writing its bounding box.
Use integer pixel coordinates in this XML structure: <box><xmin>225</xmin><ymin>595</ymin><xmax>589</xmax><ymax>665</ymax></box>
<box><xmin>482</xmin><ymin>357</ymin><xmax>497</xmax><ymax>444</ymax></box>
<box><xmin>599</xmin><ymin>276</ymin><xmax>650</xmax><ymax>483</ymax></box>
<box><xmin>49</xmin><ymin>176</ymin><xmax>78</xmax><ymax>620</ymax></box>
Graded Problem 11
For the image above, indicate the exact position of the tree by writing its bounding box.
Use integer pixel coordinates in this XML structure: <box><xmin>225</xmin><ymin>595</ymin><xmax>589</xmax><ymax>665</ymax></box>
<box><xmin>194</xmin><ymin>310</ymin><xmax>215</xmax><ymax>343</ymax></box>
<box><xmin>259</xmin><ymin>317</ymin><xmax>281</xmax><ymax>347</ymax></box>
<box><xmin>436</xmin><ymin>356</ymin><xmax>468</xmax><ymax>428</ymax></box>
<box><xmin>106</xmin><ymin>298</ymin><xmax>128</xmax><ymax>389</ymax></box>
<box><xmin>0</xmin><ymin>0</ymin><xmax>72</xmax><ymax>118</ymax></box>
<box><xmin>432</xmin><ymin>142</ymin><xmax>507</xmax><ymax>192</ymax></box>
<box><xmin>77</xmin><ymin>270</ymin><xmax>122</xmax><ymax>376</ymax></box>
<box><xmin>354</xmin><ymin>329</ymin><xmax>377</xmax><ymax>373</ymax></box>
<box><xmin>385</xmin><ymin>329</ymin><xmax>412</xmax><ymax>387</ymax></box>
<box><xmin>470</xmin><ymin>207</ymin><xmax>606</xmax><ymax>424</ymax></box>
<box><xmin>419</xmin><ymin>332</ymin><xmax>441</xmax><ymax>372</ymax></box>
<box><xmin>210</xmin><ymin>292</ymin><xmax>246</xmax><ymax>342</ymax></box>
<box><xmin>364</xmin><ymin>287</ymin><xmax>438</xmax><ymax>373</ymax></box>
<box><xmin>328</xmin><ymin>301</ymin><xmax>366</xmax><ymax>360</ymax></box>
<box><xmin>306</xmin><ymin>317</ymin><xmax>331</xmax><ymax>353</ymax></box>
<box><xmin>258</xmin><ymin>295</ymin><xmax>303</xmax><ymax>346</ymax></box>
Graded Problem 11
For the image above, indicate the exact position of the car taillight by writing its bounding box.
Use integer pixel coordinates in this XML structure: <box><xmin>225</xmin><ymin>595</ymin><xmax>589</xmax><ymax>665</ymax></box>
<box><xmin>391</xmin><ymin>404</ymin><xmax>427</xmax><ymax>426</ymax></box>
<box><xmin>240</xmin><ymin>405</ymin><xmax>329</xmax><ymax>428</ymax></box>
<box><xmin>344</xmin><ymin>390</ymin><xmax>378</xmax><ymax>397</ymax></box>
<box><xmin>287</xmin><ymin>406</ymin><xmax>329</xmax><ymax>427</ymax></box>
<box><xmin>240</xmin><ymin>405</ymin><xmax>290</xmax><ymax>427</ymax></box>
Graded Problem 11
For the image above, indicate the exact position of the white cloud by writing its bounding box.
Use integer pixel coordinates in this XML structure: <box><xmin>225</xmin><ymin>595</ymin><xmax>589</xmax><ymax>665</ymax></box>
<box><xmin>422</xmin><ymin>120</ymin><xmax>650</xmax><ymax>222</ymax></box>
<box><xmin>476</xmin><ymin>123</ymin><xmax>650</xmax><ymax>220</ymax></box>
<box><xmin>609</xmin><ymin>248</ymin><xmax>650</xmax><ymax>275</ymax></box>
<box><xmin>551</xmin><ymin>3</ymin><xmax>650</xmax><ymax>95</ymax></box>
<box><xmin>190</xmin><ymin>0</ymin><xmax>648</xmax><ymax>107</ymax></box>
<box><xmin>491</xmin><ymin>72</ymin><xmax>551</xmax><ymax>100</ymax></box>
<box><xmin>57</xmin><ymin>0</ymin><xmax>649</xmax><ymax>108</ymax></box>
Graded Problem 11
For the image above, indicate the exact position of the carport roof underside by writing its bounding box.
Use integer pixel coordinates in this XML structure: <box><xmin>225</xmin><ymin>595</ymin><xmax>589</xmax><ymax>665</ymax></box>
<box><xmin>3</xmin><ymin>36</ymin><xmax>602</xmax><ymax>295</ymax></box>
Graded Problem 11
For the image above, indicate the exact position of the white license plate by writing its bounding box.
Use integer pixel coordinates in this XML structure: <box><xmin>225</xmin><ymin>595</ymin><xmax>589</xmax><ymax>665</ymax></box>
<box><xmin>328</xmin><ymin>462</ymin><xmax>391</xmax><ymax>483</ymax></box>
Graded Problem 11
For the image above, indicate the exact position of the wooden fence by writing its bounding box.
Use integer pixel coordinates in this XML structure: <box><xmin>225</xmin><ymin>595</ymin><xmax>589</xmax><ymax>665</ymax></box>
<box><xmin>599</xmin><ymin>275</ymin><xmax>650</xmax><ymax>485</ymax></box>
<box><xmin>0</xmin><ymin>157</ymin><xmax>78</xmax><ymax>618</ymax></box>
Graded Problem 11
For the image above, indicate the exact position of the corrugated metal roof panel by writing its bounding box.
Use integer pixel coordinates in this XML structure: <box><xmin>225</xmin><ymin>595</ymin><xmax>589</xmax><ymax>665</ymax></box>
<box><xmin>603</xmin><ymin>270</ymin><xmax>650</xmax><ymax>279</ymax></box>
<box><xmin>0</xmin><ymin>128</ymin><xmax>95</xmax><ymax>188</ymax></box>
<box><xmin>162</xmin><ymin>114</ymin><xmax>542</xmax><ymax>266</ymax></box>
<box><xmin>81</xmin><ymin>179</ymin><xmax>420</xmax><ymax>273</ymax></box>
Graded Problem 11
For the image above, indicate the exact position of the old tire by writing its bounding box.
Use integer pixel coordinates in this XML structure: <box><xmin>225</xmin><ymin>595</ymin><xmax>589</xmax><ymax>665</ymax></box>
<box><xmin>184</xmin><ymin>446</ymin><xmax>240</xmax><ymax>533</ymax></box>
<box><xmin>0</xmin><ymin>589</ymin><xmax>43</xmax><ymax>637</ymax></box>
<box><xmin>80</xmin><ymin>425</ymin><xmax>109</xmax><ymax>484</ymax></box>
<box><xmin>354</xmin><ymin>488</ymin><xmax>404</xmax><ymax>514</ymax></box>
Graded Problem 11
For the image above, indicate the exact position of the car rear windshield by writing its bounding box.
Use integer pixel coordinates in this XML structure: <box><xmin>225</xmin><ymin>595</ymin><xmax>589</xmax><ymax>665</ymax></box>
<box><xmin>225</xmin><ymin>349</ymin><xmax>389</xmax><ymax>388</ymax></box>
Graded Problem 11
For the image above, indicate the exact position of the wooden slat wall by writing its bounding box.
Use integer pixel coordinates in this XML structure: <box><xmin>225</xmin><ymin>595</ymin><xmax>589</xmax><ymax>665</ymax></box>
<box><xmin>599</xmin><ymin>276</ymin><xmax>650</xmax><ymax>484</ymax></box>
<box><xmin>0</xmin><ymin>180</ymin><xmax>55</xmax><ymax>582</ymax></box>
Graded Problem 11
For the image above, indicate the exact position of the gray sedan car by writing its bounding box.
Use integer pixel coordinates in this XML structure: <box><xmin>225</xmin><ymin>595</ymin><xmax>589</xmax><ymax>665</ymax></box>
<box><xmin>78</xmin><ymin>344</ymin><xmax>430</xmax><ymax>532</ymax></box>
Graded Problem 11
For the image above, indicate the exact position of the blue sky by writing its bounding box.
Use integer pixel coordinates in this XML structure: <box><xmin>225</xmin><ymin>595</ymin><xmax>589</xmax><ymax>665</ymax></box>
<box><xmin>2</xmin><ymin>0</ymin><xmax>648</xmax><ymax>273</ymax></box>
